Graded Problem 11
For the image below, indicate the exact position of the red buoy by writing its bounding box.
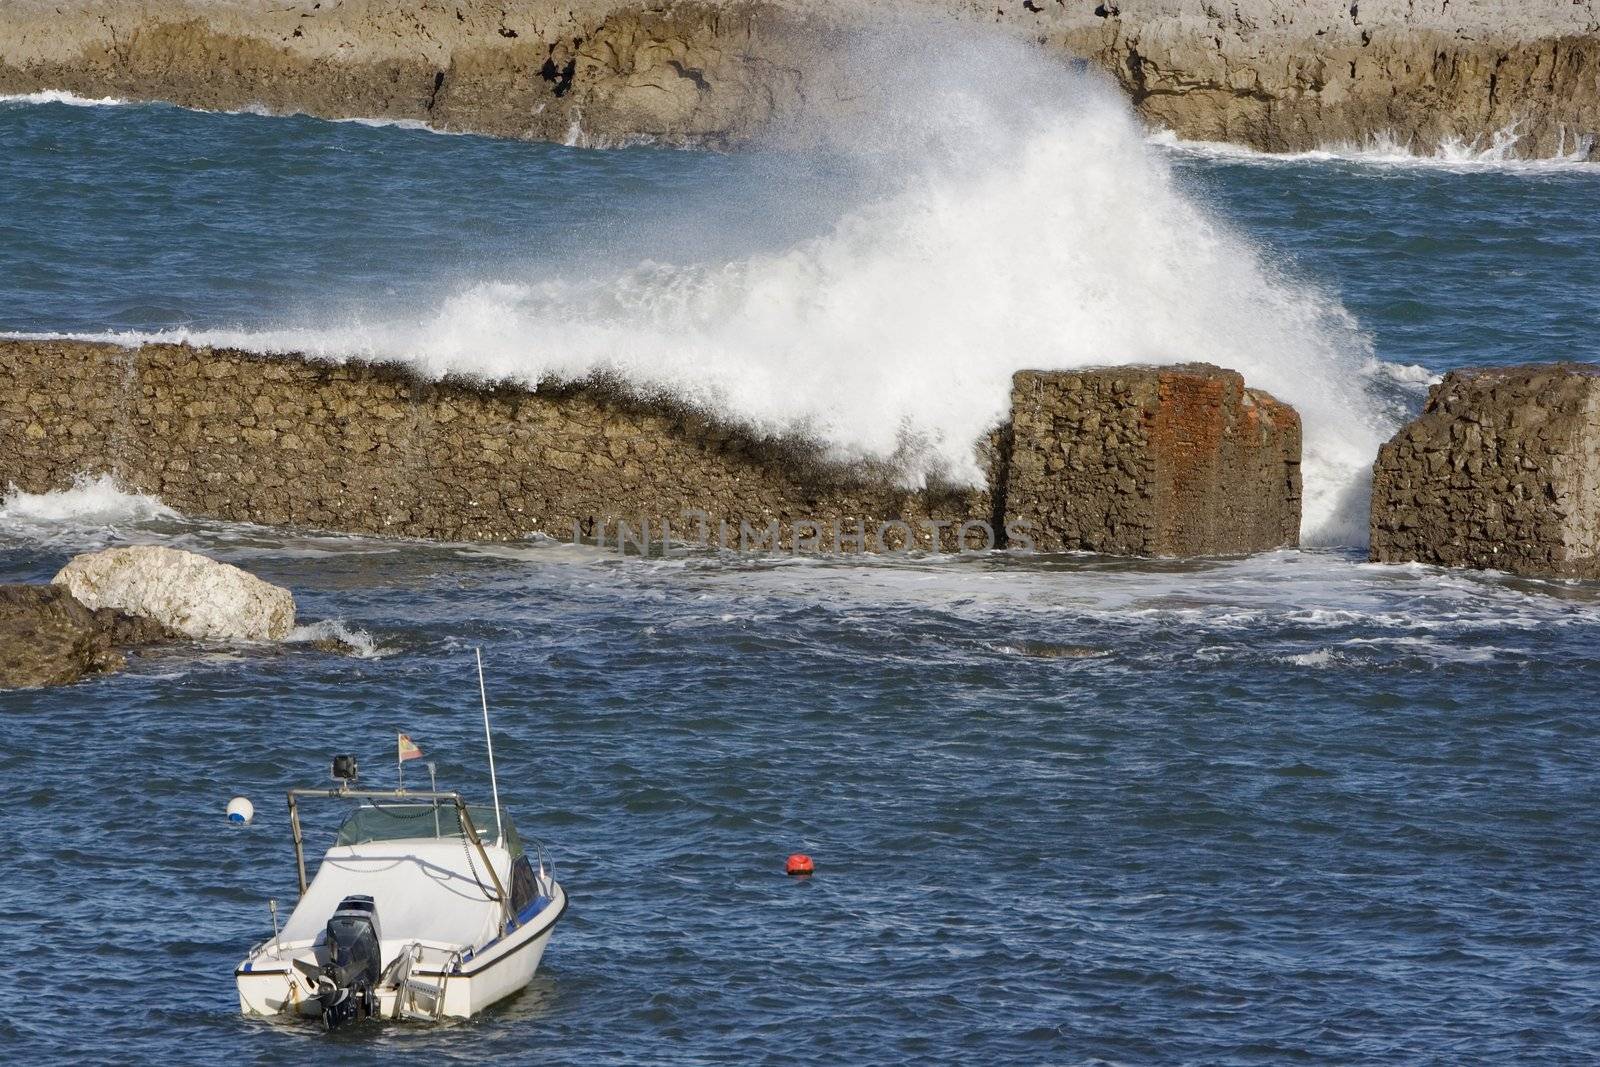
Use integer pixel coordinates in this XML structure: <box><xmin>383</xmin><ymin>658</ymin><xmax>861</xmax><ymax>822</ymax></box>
<box><xmin>786</xmin><ymin>853</ymin><xmax>815</xmax><ymax>876</ymax></box>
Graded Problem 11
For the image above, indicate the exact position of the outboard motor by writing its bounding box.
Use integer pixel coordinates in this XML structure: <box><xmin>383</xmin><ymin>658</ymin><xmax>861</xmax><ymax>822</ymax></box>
<box><xmin>316</xmin><ymin>895</ymin><xmax>382</xmax><ymax>1030</ymax></box>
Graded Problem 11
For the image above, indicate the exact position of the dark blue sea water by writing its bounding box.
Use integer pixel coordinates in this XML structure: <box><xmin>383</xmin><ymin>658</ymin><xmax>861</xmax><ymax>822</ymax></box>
<box><xmin>3</xmin><ymin>93</ymin><xmax>1600</xmax><ymax>1065</ymax></box>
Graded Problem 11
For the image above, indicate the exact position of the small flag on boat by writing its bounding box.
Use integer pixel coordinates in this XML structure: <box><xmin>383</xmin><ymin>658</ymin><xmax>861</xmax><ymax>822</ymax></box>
<box><xmin>398</xmin><ymin>732</ymin><xmax>423</xmax><ymax>762</ymax></box>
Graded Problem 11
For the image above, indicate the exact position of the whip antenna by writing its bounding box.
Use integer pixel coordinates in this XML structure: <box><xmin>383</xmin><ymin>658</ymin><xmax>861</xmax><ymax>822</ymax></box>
<box><xmin>476</xmin><ymin>647</ymin><xmax>503</xmax><ymax>845</ymax></box>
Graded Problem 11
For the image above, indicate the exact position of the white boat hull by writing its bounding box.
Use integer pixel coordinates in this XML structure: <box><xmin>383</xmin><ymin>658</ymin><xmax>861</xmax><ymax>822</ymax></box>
<box><xmin>237</xmin><ymin>882</ymin><xmax>567</xmax><ymax>1022</ymax></box>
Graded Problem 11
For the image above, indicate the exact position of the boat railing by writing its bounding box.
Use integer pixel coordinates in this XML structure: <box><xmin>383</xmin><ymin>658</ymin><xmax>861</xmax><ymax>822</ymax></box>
<box><xmin>529</xmin><ymin>838</ymin><xmax>555</xmax><ymax>895</ymax></box>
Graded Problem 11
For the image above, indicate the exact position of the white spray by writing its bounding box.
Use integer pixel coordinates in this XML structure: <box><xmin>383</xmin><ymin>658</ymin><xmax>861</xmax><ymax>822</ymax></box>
<box><xmin>83</xmin><ymin>27</ymin><xmax>1398</xmax><ymax>545</ymax></box>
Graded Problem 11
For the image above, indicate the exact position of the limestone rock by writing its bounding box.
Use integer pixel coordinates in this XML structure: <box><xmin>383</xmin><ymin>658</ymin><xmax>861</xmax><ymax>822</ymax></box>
<box><xmin>0</xmin><ymin>584</ymin><xmax>174</xmax><ymax>689</ymax></box>
<box><xmin>0</xmin><ymin>1</ymin><xmax>1595</xmax><ymax>156</ymax></box>
<box><xmin>52</xmin><ymin>546</ymin><xmax>296</xmax><ymax>641</ymax></box>
<box><xmin>1003</xmin><ymin>365</ymin><xmax>1302</xmax><ymax>556</ymax></box>
<box><xmin>1370</xmin><ymin>364</ymin><xmax>1600</xmax><ymax>578</ymax></box>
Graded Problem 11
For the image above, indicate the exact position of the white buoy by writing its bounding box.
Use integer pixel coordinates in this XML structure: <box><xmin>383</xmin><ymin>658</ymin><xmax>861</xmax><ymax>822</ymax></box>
<box><xmin>227</xmin><ymin>796</ymin><xmax>254</xmax><ymax>826</ymax></box>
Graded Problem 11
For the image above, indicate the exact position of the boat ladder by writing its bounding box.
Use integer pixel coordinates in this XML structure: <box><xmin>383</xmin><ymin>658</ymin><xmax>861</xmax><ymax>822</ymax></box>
<box><xmin>383</xmin><ymin>944</ymin><xmax>457</xmax><ymax>1022</ymax></box>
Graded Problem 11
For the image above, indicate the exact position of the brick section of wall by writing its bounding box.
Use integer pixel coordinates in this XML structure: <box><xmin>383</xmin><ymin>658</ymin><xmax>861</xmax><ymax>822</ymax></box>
<box><xmin>1003</xmin><ymin>365</ymin><xmax>1301</xmax><ymax>555</ymax></box>
<box><xmin>1</xmin><ymin>341</ymin><xmax>1303</xmax><ymax>557</ymax></box>
<box><xmin>1370</xmin><ymin>364</ymin><xmax>1600</xmax><ymax>578</ymax></box>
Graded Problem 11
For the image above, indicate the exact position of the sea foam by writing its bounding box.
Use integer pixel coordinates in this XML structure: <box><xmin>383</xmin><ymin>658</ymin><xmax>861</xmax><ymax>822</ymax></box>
<box><xmin>1152</xmin><ymin>122</ymin><xmax>1600</xmax><ymax>173</ymax></box>
<box><xmin>0</xmin><ymin>90</ymin><xmax>129</xmax><ymax>108</ymax></box>
<box><xmin>286</xmin><ymin>618</ymin><xmax>387</xmax><ymax>658</ymax></box>
<box><xmin>0</xmin><ymin>473</ymin><xmax>175</xmax><ymax>526</ymax></box>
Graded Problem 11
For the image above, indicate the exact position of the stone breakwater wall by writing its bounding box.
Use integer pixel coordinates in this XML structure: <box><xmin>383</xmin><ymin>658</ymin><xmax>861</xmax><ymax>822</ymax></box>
<box><xmin>0</xmin><ymin>0</ymin><xmax>1595</xmax><ymax>157</ymax></box>
<box><xmin>1371</xmin><ymin>364</ymin><xmax>1600</xmax><ymax>579</ymax></box>
<box><xmin>0</xmin><ymin>340</ymin><xmax>1302</xmax><ymax>556</ymax></box>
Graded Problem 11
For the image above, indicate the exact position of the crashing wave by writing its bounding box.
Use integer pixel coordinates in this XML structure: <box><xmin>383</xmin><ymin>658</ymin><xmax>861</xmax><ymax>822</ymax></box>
<box><xmin>4</xmin><ymin>30</ymin><xmax>1411</xmax><ymax>546</ymax></box>
<box><xmin>0</xmin><ymin>472</ymin><xmax>176</xmax><ymax>527</ymax></box>
<box><xmin>0</xmin><ymin>89</ymin><xmax>129</xmax><ymax>108</ymax></box>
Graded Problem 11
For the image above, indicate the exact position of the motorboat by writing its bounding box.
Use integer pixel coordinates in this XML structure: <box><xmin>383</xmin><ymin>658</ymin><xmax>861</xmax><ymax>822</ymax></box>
<box><xmin>235</xmin><ymin>655</ymin><xmax>566</xmax><ymax>1027</ymax></box>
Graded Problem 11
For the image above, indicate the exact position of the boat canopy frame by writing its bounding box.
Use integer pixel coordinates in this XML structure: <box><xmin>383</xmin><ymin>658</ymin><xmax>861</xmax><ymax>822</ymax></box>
<box><xmin>285</xmin><ymin>786</ymin><xmax>512</xmax><ymax>934</ymax></box>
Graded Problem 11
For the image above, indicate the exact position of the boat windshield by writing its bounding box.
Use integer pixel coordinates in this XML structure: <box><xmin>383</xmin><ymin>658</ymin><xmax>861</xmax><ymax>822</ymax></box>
<box><xmin>334</xmin><ymin>802</ymin><xmax>522</xmax><ymax>857</ymax></box>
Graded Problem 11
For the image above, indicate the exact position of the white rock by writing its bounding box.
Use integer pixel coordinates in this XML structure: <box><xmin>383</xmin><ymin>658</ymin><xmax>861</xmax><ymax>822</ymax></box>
<box><xmin>52</xmin><ymin>546</ymin><xmax>295</xmax><ymax>642</ymax></box>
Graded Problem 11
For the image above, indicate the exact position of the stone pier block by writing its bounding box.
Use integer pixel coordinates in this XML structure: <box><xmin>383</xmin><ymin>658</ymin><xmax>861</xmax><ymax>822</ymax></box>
<box><xmin>1003</xmin><ymin>364</ymin><xmax>1302</xmax><ymax>556</ymax></box>
<box><xmin>1371</xmin><ymin>364</ymin><xmax>1600</xmax><ymax>577</ymax></box>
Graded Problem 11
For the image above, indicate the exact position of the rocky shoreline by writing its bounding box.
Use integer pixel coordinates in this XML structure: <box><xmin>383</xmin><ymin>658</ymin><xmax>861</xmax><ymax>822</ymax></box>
<box><xmin>1</xmin><ymin>0</ymin><xmax>1595</xmax><ymax>157</ymax></box>
<box><xmin>0</xmin><ymin>582</ymin><xmax>176</xmax><ymax>689</ymax></box>
<box><xmin>0</xmin><ymin>545</ymin><xmax>307</xmax><ymax>689</ymax></box>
